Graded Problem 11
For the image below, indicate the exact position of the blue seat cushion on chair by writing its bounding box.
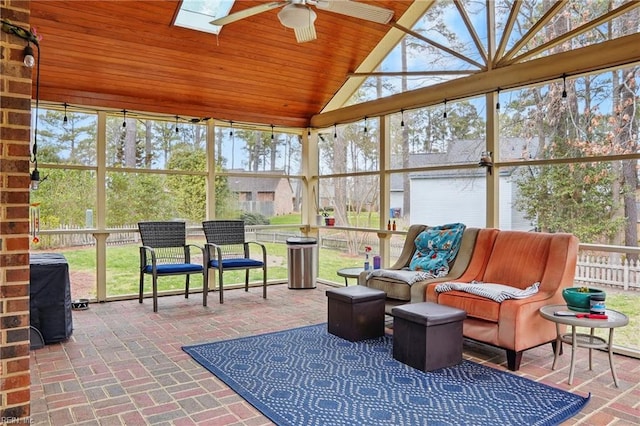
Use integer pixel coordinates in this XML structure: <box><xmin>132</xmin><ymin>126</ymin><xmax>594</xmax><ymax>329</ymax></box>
<box><xmin>143</xmin><ymin>263</ymin><xmax>203</xmax><ymax>274</ymax></box>
<box><xmin>209</xmin><ymin>258</ymin><xmax>264</xmax><ymax>268</ymax></box>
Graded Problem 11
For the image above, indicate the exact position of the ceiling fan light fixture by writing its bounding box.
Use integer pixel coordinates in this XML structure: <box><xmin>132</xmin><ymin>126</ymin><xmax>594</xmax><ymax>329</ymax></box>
<box><xmin>278</xmin><ymin>4</ymin><xmax>316</xmax><ymax>29</ymax></box>
<box><xmin>294</xmin><ymin>25</ymin><xmax>316</xmax><ymax>43</ymax></box>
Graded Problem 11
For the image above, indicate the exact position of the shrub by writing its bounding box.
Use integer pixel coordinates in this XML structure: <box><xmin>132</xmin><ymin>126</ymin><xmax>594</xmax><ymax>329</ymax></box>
<box><xmin>241</xmin><ymin>212</ymin><xmax>270</xmax><ymax>225</ymax></box>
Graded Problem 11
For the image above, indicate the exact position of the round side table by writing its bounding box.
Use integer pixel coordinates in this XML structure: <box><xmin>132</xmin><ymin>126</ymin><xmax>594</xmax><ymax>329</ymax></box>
<box><xmin>336</xmin><ymin>267</ymin><xmax>365</xmax><ymax>286</ymax></box>
<box><xmin>539</xmin><ymin>304</ymin><xmax>629</xmax><ymax>387</ymax></box>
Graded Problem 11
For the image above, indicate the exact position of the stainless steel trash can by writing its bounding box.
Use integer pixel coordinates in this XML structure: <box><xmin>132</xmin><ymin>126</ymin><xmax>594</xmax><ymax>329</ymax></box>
<box><xmin>286</xmin><ymin>237</ymin><xmax>317</xmax><ymax>289</ymax></box>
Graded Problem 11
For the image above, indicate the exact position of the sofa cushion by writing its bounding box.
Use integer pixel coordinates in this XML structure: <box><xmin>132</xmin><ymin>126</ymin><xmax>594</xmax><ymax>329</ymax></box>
<box><xmin>436</xmin><ymin>290</ymin><xmax>501</xmax><ymax>323</ymax></box>
<box><xmin>366</xmin><ymin>276</ymin><xmax>411</xmax><ymax>301</ymax></box>
<box><xmin>482</xmin><ymin>231</ymin><xmax>552</xmax><ymax>289</ymax></box>
<box><xmin>409</xmin><ymin>223</ymin><xmax>466</xmax><ymax>275</ymax></box>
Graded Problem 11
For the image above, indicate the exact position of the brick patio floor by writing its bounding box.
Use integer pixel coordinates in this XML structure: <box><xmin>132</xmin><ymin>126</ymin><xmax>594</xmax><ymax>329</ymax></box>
<box><xmin>31</xmin><ymin>283</ymin><xmax>640</xmax><ymax>425</ymax></box>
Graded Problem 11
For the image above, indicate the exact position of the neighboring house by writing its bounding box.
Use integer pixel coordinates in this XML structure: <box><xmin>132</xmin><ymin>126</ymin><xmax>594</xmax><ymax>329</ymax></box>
<box><xmin>391</xmin><ymin>138</ymin><xmax>537</xmax><ymax>231</ymax></box>
<box><xmin>228</xmin><ymin>171</ymin><xmax>295</xmax><ymax>217</ymax></box>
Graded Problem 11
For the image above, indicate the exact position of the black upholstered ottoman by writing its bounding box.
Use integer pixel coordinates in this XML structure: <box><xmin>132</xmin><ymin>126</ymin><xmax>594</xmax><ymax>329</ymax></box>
<box><xmin>391</xmin><ymin>302</ymin><xmax>467</xmax><ymax>372</ymax></box>
<box><xmin>326</xmin><ymin>285</ymin><xmax>386</xmax><ymax>341</ymax></box>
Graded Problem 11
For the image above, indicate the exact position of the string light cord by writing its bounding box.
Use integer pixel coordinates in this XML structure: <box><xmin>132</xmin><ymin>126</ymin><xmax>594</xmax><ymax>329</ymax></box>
<box><xmin>1</xmin><ymin>19</ymin><xmax>40</xmax><ymax>45</ymax></box>
<box><xmin>32</xmin><ymin>42</ymin><xmax>41</xmax><ymax>164</ymax></box>
<box><xmin>37</xmin><ymin>71</ymin><xmax>581</xmax><ymax>135</ymax></box>
<box><xmin>0</xmin><ymin>19</ymin><xmax>41</xmax><ymax>163</ymax></box>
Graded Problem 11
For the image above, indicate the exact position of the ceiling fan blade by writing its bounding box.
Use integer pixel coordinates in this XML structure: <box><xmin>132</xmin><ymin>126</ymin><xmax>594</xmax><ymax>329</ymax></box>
<box><xmin>316</xmin><ymin>0</ymin><xmax>394</xmax><ymax>24</ymax></box>
<box><xmin>210</xmin><ymin>1</ymin><xmax>289</xmax><ymax>26</ymax></box>
<box><xmin>294</xmin><ymin>24</ymin><xmax>317</xmax><ymax>43</ymax></box>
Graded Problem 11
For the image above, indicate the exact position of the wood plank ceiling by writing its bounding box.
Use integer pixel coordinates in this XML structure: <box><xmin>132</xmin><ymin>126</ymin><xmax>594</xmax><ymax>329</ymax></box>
<box><xmin>30</xmin><ymin>0</ymin><xmax>413</xmax><ymax>128</ymax></box>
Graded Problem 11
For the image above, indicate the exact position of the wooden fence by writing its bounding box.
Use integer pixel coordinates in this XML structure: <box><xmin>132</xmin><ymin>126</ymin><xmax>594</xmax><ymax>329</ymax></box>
<box><xmin>575</xmin><ymin>254</ymin><xmax>640</xmax><ymax>291</ymax></box>
<box><xmin>35</xmin><ymin>225</ymin><xmax>139</xmax><ymax>248</ymax></box>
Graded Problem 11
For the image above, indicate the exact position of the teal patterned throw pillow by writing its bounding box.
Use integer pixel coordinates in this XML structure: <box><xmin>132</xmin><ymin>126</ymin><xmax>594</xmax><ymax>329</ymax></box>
<box><xmin>409</xmin><ymin>223</ymin><xmax>466</xmax><ymax>277</ymax></box>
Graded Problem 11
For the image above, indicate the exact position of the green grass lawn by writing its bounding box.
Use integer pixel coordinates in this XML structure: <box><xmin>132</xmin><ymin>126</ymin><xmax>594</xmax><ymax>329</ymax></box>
<box><xmin>592</xmin><ymin>290</ymin><xmax>640</xmax><ymax>351</ymax></box>
<box><xmin>268</xmin><ymin>214</ymin><xmax>302</xmax><ymax>225</ymax></box>
<box><xmin>60</xmin><ymin>241</ymin><xmax>362</xmax><ymax>297</ymax></box>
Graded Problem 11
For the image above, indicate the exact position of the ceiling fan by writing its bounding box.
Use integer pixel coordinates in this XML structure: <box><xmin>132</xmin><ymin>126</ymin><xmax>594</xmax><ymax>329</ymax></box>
<box><xmin>210</xmin><ymin>0</ymin><xmax>394</xmax><ymax>43</ymax></box>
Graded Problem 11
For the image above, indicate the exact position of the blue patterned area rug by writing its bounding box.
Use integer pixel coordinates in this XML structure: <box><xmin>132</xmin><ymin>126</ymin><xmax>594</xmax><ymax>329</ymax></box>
<box><xmin>183</xmin><ymin>324</ymin><xmax>589</xmax><ymax>426</ymax></box>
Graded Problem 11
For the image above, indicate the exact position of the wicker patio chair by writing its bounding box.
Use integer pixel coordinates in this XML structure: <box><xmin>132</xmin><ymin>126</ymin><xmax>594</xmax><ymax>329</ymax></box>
<box><xmin>138</xmin><ymin>221</ymin><xmax>206</xmax><ymax>312</ymax></box>
<box><xmin>202</xmin><ymin>220</ymin><xmax>267</xmax><ymax>304</ymax></box>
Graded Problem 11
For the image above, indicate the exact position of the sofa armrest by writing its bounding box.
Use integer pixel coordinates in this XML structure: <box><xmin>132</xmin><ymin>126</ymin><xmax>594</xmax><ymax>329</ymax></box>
<box><xmin>410</xmin><ymin>276</ymin><xmax>459</xmax><ymax>303</ymax></box>
<box><xmin>389</xmin><ymin>224</ymin><xmax>428</xmax><ymax>270</ymax></box>
<box><xmin>359</xmin><ymin>225</ymin><xmax>427</xmax><ymax>289</ymax></box>
<box><xmin>497</xmin><ymin>290</ymin><xmax>565</xmax><ymax>351</ymax></box>
<box><xmin>358</xmin><ymin>270</ymin><xmax>368</xmax><ymax>286</ymax></box>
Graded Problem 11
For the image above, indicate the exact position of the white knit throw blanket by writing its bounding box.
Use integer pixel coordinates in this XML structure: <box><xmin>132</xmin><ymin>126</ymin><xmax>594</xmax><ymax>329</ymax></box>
<box><xmin>366</xmin><ymin>268</ymin><xmax>443</xmax><ymax>285</ymax></box>
<box><xmin>434</xmin><ymin>281</ymin><xmax>540</xmax><ymax>303</ymax></box>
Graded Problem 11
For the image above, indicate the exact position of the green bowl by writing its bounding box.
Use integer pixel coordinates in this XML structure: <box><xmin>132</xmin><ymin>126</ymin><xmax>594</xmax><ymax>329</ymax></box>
<box><xmin>562</xmin><ymin>287</ymin><xmax>606</xmax><ymax>312</ymax></box>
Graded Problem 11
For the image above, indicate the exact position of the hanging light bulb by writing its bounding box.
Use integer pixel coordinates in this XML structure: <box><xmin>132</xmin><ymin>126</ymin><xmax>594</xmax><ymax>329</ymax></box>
<box><xmin>63</xmin><ymin>103</ymin><xmax>68</xmax><ymax>126</ymax></box>
<box><xmin>23</xmin><ymin>44</ymin><xmax>35</xmax><ymax>68</ymax></box>
<box><xmin>400</xmin><ymin>109</ymin><xmax>405</xmax><ymax>127</ymax></box>
<box><xmin>334</xmin><ymin>124</ymin><xmax>337</xmax><ymax>139</ymax></box>
<box><xmin>29</xmin><ymin>164</ymin><xmax>48</xmax><ymax>190</ymax></box>
<box><xmin>363</xmin><ymin>116</ymin><xmax>368</xmax><ymax>133</ymax></box>
<box><xmin>229</xmin><ymin>121</ymin><xmax>233</xmax><ymax>137</ymax></box>
<box><xmin>174</xmin><ymin>115</ymin><xmax>180</xmax><ymax>133</ymax></box>
<box><xmin>30</xmin><ymin>167</ymin><xmax>41</xmax><ymax>191</ymax></box>
<box><xmin>122</xmin><ymin>110</ymin><xmax>127</xmax><ymax>128</ymax></box>
<box><xmin>443</xmin><ymin>99</ymin><xmax>448</xmax><ymax>119</ymax></box>
<box><xmin>307</xmin><ymin>128</ymin><xmax>311</xmax><ymax>136</ymax></box>
<box><xmin>271</xmin><ymin>124</ymin><xmax>274</xmax><ymax>140</ymax></box>
<box><xmin>562</xmin><ymin>74</ymin><xmax>567</xmax><ymax>99</ymax></box>
<box><xmin>496</xmin><ymin>88</ymin><xmax>501</xmax><ymax>111</ymax></box>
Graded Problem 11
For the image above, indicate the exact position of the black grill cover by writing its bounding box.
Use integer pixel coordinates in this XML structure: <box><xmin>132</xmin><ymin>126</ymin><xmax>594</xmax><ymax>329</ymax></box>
<box><xmin>30</xmin><ymin>253</ymin><xmax>73</xmax><ymax>344</ymax></box>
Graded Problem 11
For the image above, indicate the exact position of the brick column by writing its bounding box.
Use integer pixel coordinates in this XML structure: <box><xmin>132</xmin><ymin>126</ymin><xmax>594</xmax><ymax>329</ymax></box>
<box><xmin>1</xmin><ymin>0</ymin><xmax>33</xmax><ymax>421</ymax></box>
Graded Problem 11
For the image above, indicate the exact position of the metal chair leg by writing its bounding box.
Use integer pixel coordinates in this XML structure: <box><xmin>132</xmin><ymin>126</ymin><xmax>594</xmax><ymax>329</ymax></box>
<box><xmin>218</xmin><ymin>269</ymin><xmax>224</xmax><ymax>304</ymax></box>
<box><xmin>152</xmin><ymin>273</ymin><xmax>158</xmax><ymax>313</ymax></box>
<box><xmin>139</xmin><ymin>272</ymin><xmax>144</xmax><ymax>303</ymax></box>
<box><xmin>203</xmin><ymin>269</ymin><xmax>208</xmax><ymax>307</ymax></box>
<box><xmin>263</xmin><ymin>266</ymin><xmax>267</xmax><ymax>299</ymax></box>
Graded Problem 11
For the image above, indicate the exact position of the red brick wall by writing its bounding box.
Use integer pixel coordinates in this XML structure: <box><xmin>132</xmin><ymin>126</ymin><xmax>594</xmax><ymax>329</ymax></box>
<box><xmin>1</xmin><ymin>0</ymin><xmax>33</xmax><ymax>420</ymax></box>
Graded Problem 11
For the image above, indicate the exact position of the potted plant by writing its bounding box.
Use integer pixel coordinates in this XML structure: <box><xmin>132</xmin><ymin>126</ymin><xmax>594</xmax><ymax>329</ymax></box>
<box><xmin>322</xmin><ymin>207</ymin><xmax>335</xmax><ymax>226</ymax></box>
<box><xmin>562</xmin><ymin>286</ymin><xmax>606</xmax><ymax>312</ymax></box>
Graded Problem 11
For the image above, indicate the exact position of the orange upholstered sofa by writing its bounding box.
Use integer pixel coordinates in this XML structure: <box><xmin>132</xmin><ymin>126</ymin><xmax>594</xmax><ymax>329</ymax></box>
<box><xmin>361</xmin><ymin>225</ymin><xmax>579</xmax><ymax>371</ymax></box>
<box><xmin>425</xmin><ymin>228</ymin><xmax>579</xmax><ymax>370</ymax></box>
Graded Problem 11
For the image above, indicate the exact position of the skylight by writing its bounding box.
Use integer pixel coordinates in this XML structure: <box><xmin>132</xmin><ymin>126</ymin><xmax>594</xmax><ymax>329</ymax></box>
<box><xmin>174</xmin><ymin>0</ymin><xmax>235</xmax><ymax>35</ymax></box>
